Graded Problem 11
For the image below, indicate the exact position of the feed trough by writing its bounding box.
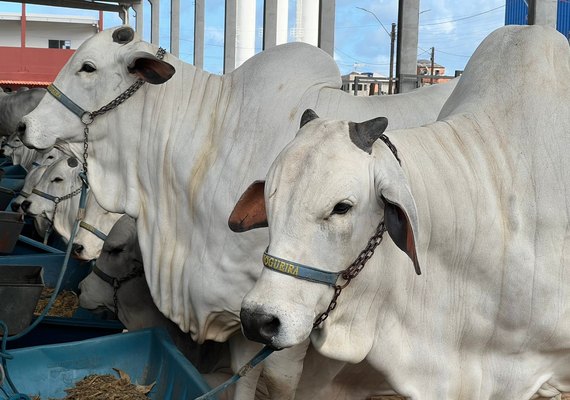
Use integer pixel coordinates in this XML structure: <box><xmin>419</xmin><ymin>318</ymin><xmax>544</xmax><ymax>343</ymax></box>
<box><xmin>6</xmin><ymin>328</ymin><xmax>212</xmax><ymax>400</ymax></box>
<box><xmin>0</xmin><ymin>186</ymin><xmax>15</xmax><ymax>211</ymax></box>
<box><xmin>0</xmin><ymin>265</ymin><xmax>44</xmax><ymax>336</ymax></box>
<box><xmin>0</xmin><ymin>212</ymin><xmax>25</xmax><ymax>253</ymax></box>
<box><xmin>0</xmin><ymin>236</ymin><xmax>124</xmax><ymax>348</ymax></box>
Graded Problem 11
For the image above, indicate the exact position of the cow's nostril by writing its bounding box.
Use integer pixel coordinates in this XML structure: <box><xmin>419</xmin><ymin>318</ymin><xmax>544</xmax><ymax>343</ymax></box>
<box><xmin>240</xmin><ymin>308</ymin><xmax>281</xmax><ymax>346</ymax></box>
<box><xmin>20</xmin><ymin>200</ymin><xmax>31</xmax><ymax>212</ymax></box>
<box><xmin>17</xmin><ymin>121</ymin><xmax>26</xmax><ymax>135</ymax></box>
<box><xmin>72</xmin><ymin>243</ymin><xmax>84</xmax><ymax>256</ymax></box>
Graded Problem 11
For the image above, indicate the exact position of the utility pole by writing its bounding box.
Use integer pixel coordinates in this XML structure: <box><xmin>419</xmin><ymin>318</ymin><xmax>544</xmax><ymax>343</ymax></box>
<box><xmin>388</xmin><ymin>23</ymin><xmax>396</xmax><ymax>94</ymax></box>
<box><xmin>430</xmin><ymin>46</ymin><xmax>435</xmax><ymax>85</ymax></box>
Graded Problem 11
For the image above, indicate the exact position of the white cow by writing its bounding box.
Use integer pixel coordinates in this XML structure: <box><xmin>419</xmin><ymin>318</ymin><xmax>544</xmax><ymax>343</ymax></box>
<box><xmin>20</xmin><ymin>156</ymin><xmax>121</xmax><ymax>259</ymax></box>
<box><xmin>0</xmin><ymin>87</ymin><xmax>45</xmax><ymax>137</ymax></box>
<box><xmin>231</xmin><ymin>26</ymin><xmax>570</xmax><ymax>400</ymax></box>
<box><xmin>19</xmin><ymin>26</ymin><xmax>457</xmax><ymax>398</ymax></box>
<box><xmin>3</xmin><ymin>133</ymin><xmax>62</xmax><ymax>171</ymax></box>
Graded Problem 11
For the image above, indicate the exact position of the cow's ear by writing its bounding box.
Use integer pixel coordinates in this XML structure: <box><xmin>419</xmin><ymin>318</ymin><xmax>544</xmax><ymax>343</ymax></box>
<box><xmin>127</xmin><ymin>51</ymin><xmax>175</xmax><ymax>84</ymax></box>
<box><xmin>229</xmin><ymin>181</ymin><xmax>268</xmax><ymax>232</ymax></box>
<box><xmin>376</xmin><ymin>163</ymin><xmax>421</xmax><ymax>275</ymax></box>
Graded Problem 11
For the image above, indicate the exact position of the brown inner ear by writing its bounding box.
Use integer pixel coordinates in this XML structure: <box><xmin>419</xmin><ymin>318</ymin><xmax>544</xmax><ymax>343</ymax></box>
<box><xmin>228</xmin><ymin>181</ymin><xmax>268</xmax><ymax>232</ymax></box>
<box><xmin>384</xmin><ymin>201</ymin><xmax>421</xmax><ymax>275</ymax></box>
<box><xmin>128</xmin><ymin>57</ymin><xmax>175</xmax><ymax>84</ymax></box>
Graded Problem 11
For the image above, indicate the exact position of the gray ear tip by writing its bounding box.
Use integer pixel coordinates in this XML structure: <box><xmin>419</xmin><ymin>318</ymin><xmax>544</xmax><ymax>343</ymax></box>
<box><xmin>300</xmin><ymin>109</ymin><xmax>319</xmax><ymax>128</ymax></box>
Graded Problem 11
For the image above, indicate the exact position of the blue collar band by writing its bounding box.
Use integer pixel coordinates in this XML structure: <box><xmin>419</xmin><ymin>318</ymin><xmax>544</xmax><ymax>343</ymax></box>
<box><xmin>80</xmin><ymin>220</ymin><xmax>108</xmax><ymax>241</ymax></box>
<box><xmin>262</xmin><ymin>251</ymin><xmax>341</xmax><ymax>287</ymax></box>
<box><xmin>47</xmin><ymin>84</ymin><xmax>90</xmax><ymax>121</ymax></box>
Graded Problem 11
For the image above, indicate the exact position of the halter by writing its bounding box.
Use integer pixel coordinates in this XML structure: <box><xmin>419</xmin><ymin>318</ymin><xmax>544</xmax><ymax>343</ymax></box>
<box><xmin>79</xmin><ymin>220</ymin><xmax>108</xmax><ymax>241</ymax></box>
<box><xmin>30</xmin><ymin>181</ymin><xmax>82</xmax><ymax>244</ymax></box>
<box><xmin>91</xmin><ymin>262</ymin><xmax>144</xmax><ymax>315</ymax></box>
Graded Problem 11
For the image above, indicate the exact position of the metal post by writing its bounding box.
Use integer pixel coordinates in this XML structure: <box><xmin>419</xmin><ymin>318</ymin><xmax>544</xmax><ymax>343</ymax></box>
<box><xmin>224</xmin><ymin>0</ymin><xmax>237</xmax><ymax>73</ymax></box>
<box><xmin>396</xmin><ymin>0</ymin><xmax>420</xmax><ymax>93</ymax></box>
<box><xmin>319</xmin><ymin>0</ymin><xmax>335</xmax><ymax>57</ymax></box>
<box><xmin>528</xmin><ymin>0</ymin><xmax>558</xmax><ymax>28</ymax></box>
<box><xmin>171</xmin><ymin>0</ymin><xmax>180</xmax><ymax>57</ymax></box>
<box><xmin>264</xmin><ymin>0</ymin><xmax>278</xmax><ymax>50</ymax></box>
<box><xmin>149</xmin><ymin>0</ymin><xmax>160</xmax><ymax>45</ymax></box>
<box><xmin>20</xmin><ymin>3</ymin><xmax>26</xmax><ymax>48</ymax></box>
<box><xmin>430</xmin><ymin>47</ymin><xmax>435</xmax><ymax>85</ymax></box>
<box><xmin>133</xmin><ymin>2</ymin><xmax>143</xmax><ymax>37</ymax></box>
<box><xmin>194</xmin><ymin>0</ymin><xmax>204</xmax><ymax>67</ymax></box>
<box><xmin>388</xmin><ymin>22</ymin><xmax>395</xmax><ymax>94</ymax></box>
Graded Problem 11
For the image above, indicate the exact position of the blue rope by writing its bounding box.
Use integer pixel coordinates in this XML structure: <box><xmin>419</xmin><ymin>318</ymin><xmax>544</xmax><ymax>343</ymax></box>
<box><xmin>0</xmin><ymin>181</ymin><xmax>88</xmax><ymax>399</ymax></box>
<box><xmin>194</xmin><ymin>346</ymin><xmax>274</xmax><ymax>400</ymax></box>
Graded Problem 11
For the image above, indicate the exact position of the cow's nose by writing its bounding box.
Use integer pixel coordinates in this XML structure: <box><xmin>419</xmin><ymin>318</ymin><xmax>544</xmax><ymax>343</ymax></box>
<box><xmin>17</xmin><ymin>121</ymin><xmax>26</xmax><ymax>136</ymax></box>
<box><xmin>10</xmin><ymin>202</ymin><xmax>21</xmax><ymax>212</ymax></box>
<box><xmin>72</xmin><ymin>243</ymin><xmax>84</xmax><ymax>256</ymax></box>
<box><xmin>20</xmin><ymin>200</ymin><xmax>31</xmax><ymax>212</ymax></box>
<box><xmin>240</xmin><ymin>308</ymin><xmax>281</xmax><ymax>346</ymax></box>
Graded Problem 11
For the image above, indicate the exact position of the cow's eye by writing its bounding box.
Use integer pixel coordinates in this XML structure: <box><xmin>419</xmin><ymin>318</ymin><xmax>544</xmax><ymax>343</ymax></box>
<box><xmin>80</xmin><ymin>63</ymin><xmax>96</xmax><ymax>73</ymax></box>
<box><xmin>331</xmin><ymin>202</ymin><xmax>352</xmax><ymax>215</ymax></box>
<box><xmin>51</xmin><ymin>177</ymin><xmax>63</xmax><ymax>183</ymax></box>
<box><xmin>108</xmin><ymin>247</ymin><xmax>123</xmax><ymax>255</ymax></box>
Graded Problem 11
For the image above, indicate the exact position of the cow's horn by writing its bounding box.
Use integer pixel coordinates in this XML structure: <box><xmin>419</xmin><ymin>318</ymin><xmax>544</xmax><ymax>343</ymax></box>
<box><xmin>113</xmin><ymin>26</ymin><xmax>135</xmax><ymax>44</ymax></box>
<box><xmin>300</xmin><ymin>109</ymin><xmax>319</xmax><ymax>128</ymax></box>
<box><xmin>349</xmin><ymin>117</ymin><xmax>389</xmax><ymax>154</ymax></box>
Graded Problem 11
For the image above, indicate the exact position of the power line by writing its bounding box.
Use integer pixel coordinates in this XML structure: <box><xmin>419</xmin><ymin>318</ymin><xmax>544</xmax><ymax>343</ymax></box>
<box><xmin>421</xmin><ymin>5</ymin><xmax>505</xmax><ymax>26</ymax></box>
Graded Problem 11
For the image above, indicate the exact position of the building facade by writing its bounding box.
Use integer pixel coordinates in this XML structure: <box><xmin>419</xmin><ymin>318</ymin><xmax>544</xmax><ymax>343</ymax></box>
<box><xmin>341</xmin><ymin>72</ymin><xmax>391</xmax><ymax>96</ymax></box>
<box><xmin>0</xmin><ymin>5</ymin><xmax>101</xmax><ymax>91</ymax></box>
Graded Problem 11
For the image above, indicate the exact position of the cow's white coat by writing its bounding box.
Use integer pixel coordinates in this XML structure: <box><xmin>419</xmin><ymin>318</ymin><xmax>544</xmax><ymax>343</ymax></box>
<box><xmin>239</xmin><ymin>26</ymin><xmax>570</xmax><ymax>399</ymax></box>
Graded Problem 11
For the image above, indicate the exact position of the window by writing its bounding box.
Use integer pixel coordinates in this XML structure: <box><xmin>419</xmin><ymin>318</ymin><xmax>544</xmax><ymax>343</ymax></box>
<box><xmin>48</xmin><ymin>40</ymin><xmax>71</xmax><ymax>49</ymax></box>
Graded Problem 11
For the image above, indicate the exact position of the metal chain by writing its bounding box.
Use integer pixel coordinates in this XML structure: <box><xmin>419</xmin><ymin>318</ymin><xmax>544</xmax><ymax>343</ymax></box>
<box><xmin>379</xmin><ymin>134</ymin><xmax>401</xmax><ymax>165</ymax></box>
<box><xmin>111</xmin><ymin>265</ymin><xmax>145</xmax><ymax>315</ymax></box>
<box><xmin>313</xmin><ymin>221</ymin><xmax>387</xmax><ymax>329</ymax></box>
<box><xmin>81</xmin><ymin>47</ymin><xmax>166</xmax><ymax>178</ymax></box>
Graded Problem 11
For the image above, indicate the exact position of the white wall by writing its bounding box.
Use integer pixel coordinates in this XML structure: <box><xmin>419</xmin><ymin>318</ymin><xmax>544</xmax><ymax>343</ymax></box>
<box><xmin>0</xmin><ymin>20</ymin><xmax>21</xmax><ymax>46</ymax></box>
<box><xmin>26</xmin><ymin>21</ymin><xmax>97</xmax><ymax>49</ymax></box>
<box><xmin>0</xmin><ymin>15</ymin><xmax>98</xmax><ymax>49</ymax></box>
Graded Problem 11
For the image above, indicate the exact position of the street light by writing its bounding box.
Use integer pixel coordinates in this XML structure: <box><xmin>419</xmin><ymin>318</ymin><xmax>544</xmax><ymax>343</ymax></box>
<box><xmin>356</xmin><ymin>7</ymin><xmax>396</xmax><ymax>94</ymax></box>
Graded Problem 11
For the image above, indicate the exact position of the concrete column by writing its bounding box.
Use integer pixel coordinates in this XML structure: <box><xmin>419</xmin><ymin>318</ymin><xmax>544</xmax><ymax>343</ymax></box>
<box><xmin>396</xmin><ymin>0</ymin><xmax>420</xmax><ymax>93</ymax></box>
<box><xmin>264</xmin><ymin>0</ymin><xmax>288</xmax><ymax>49</ymax></box>
<box><xmin>264</xmin><ymin>0</ymin><xmax>278</xmax><ymax>49</ymax></box>
<box><xmin>133</xmin><ymin>2</ymin><xmax>143</xmax><ymax>37</ymax></box>
<box><xmin>224</xmin><ymin>0</ymin><xmax>237</xmax><ymax>73</ymax></box>
<box><xmin>528</xmin><ymin>0</ymin><xmax>558</xmax><ymax>28</ymax></box>
<box><xmin>236</xmin><ymin>0</ymin><xmax>256</xmax><ymax>68</ymax></box>
<box><xmin>170</xmin><ymin>0</ymin><xmax>180</xmax><ymax>56</ymax></box>
<box><xmin>301</xmin><ymin>0</ymin><xmax>319</xmax><ymax>46</ymax></box>
<box><xmin>194</xmin><ymin>0</ymin><xmax>205</xmax><ymax>68</ymax></box>
<box><xmin>149</xmin><ymin>0</ymin><xmax>160</xmax><ymax>45</ymax></box>
<box><xmin>319</xmin><ymin>0</ymin><xmax>335</xmax><ymax>56</ymax></box>
<box><xmin>276</xmin><ymin>0</ymin><xmax>288</xmax><ymax>44</ymax></box>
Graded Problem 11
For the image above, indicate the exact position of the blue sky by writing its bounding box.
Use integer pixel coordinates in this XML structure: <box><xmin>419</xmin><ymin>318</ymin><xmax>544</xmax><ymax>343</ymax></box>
<box><xmin>0</xmin><ymin>0</ymin><xmax>506</xmax><ymax>76</ymax></box>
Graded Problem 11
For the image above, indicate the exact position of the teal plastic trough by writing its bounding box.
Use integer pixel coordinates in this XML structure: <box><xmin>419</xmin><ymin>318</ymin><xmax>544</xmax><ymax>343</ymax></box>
<box><xmin>0</xmin><ymin>164</ymin><xmax>27</xmax><ymax>179</ymax></box>
<box><xmin>0</xmin><ymin>265</ymin><xmax>44</xmax><ymax>335</ymax></box>
<box><xmin>0</xmin><ymin>235</ymin><xmax>125</xmax><ymax>347</ymax></box>
<box><xmin>6</xmin><ymin>328</ymin><xmax>213</xmax><ymax>400</ymax></box>
<box><xmin>0</xmin><ymin>186</ymin><xmax>15</xmax><ymax>211</ymax></box>
<box><xmin>0</xmin><ymin>212</ymin><xmax>25</xmax><ymax>253</ymax></box>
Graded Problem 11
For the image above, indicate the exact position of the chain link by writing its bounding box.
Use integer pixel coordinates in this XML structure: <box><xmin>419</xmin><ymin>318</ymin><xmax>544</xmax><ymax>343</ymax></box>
<box><xmin>313</xmin><ymin>221</ymin><xmax>387</xmax><ymax>329</ymax></box>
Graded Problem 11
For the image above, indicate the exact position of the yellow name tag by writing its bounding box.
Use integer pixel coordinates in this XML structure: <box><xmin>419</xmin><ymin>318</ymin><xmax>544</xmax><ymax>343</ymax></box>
<box><xmin>263</xmin><ymin>254</ymin><xmax>299</xmax><ymax>276</ymax></box>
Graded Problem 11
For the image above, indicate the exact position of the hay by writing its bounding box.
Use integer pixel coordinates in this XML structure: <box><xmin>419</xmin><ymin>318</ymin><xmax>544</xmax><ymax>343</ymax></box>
<box><xmin>33</xmin><ymin>287</ymin><xmax>79</xmax><ymax>318</ymax></box>
<box><xmin>30</xmin><ymin>369</ymin><xmax>154</xmax><ymax>400</ymax></box>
